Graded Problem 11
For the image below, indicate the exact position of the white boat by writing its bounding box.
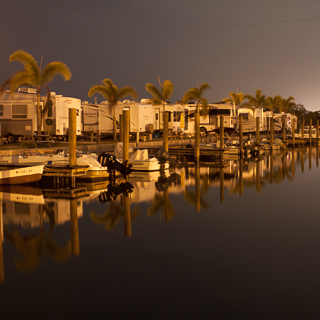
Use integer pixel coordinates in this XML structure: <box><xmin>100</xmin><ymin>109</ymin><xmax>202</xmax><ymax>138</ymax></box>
<box><xmin>0</xmin><ymin>165</ymin><xmax>44</xmax><ymax>185</ymax></box>
<box><xmin>0</xmin><ymin>152</ymin><xmax>109</xmax><ymax>180</ymax></box>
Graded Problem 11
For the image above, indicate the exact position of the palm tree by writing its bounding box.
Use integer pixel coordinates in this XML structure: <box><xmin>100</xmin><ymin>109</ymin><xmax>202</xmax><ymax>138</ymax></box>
<box><xmin>1</xmin><ymin>50</ymin><xmax>71</xmax><ymax>134</ymax></box>
<box><xmin>266</xmin><ymin>95</ymin><xmax>282</xmax><ymax>112</ymax></box>
<box><xmin>223</xmin><ymin>91</ymin><xmax>245</xmax><ymax>108</ymax></box>
<box><xmin>88</xmin><ymin>79</ymin><xmax>137</xmax><ymax>141</ymax></box>
<box><xmin>244</xmin><ymin>89</ymin><xmax>267</xmax><ymax>109</ymax></box>
<box><xmin>279</xmin><ymin>96</ymin><xmax>295</xmax><ymax>113</ymax></box>
<box><xmin>145</xmin><ymin>77</ymin><xmax>174</xmax><ymax>106</ymax></box>
<box><xmin>182</xmin><ymin>82</ymin><xmax>211</xmax><ymax>163</ymax></box>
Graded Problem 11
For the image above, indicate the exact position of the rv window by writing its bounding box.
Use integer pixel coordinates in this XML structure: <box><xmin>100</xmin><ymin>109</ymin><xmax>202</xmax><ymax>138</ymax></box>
<box><xmin>12</xmin><ymin>105</ymin><xmax>27</xmax><ymax>119</ymax></box>
<box><xmin>173</xmin><ymin>111</ymin><xmax>181</xmax><ymax>122</ymax></box>
<box><xmin>0</xmin><ymin>105</ymin><xmax>3</xmax><ymax>116</ymax></box>
<box><xmin>156</xmin><ymin>114</ymin><xmax>159</xmax><ymax>121</ymax></box>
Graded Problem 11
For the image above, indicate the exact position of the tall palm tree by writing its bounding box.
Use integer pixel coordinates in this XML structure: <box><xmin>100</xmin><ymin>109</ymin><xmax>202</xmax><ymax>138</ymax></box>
<box><xmin>1</xmin><ymin>50</ymin><xmax>71</xmax><ymax>134</ymax></box>
<box><xmin>279</xmin><ymin>96</ymin><xmax>295</xmax><ymax>113</ymax></box>
<box><xmin>145</xmin><ymin>77</ymin><xmax>174</xmax><ymax>106</ymax></box>
<box><xmin>244</xmin><ymin>89</ymin><xmax>267</xmax><ymax>109</ymax></box>
<box><xmin>266</xmin><ymin>95</ymin><xmax>282</xmax><ymax>112</ymax></box>
<box><xmin>223</xmin><ymin>91</ymin><xmax>245</xmax><ymax>108</ymax></box>
<box><xmin>88</xmin><ymin>79</ymin><xmax>137</xmax><ymax>141</ymax></box>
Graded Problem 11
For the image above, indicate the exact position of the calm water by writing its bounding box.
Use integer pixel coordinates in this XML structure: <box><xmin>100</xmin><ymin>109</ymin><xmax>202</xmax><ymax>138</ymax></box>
<box><xmin>1</xmin><ymin>147</ymin><xmax>320</xmax><ymax>319</ymax></box>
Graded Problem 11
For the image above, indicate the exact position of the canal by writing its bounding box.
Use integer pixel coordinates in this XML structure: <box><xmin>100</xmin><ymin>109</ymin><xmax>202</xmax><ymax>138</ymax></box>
<box><xmin>1</xmin><ymin>147</ymin><xmax>320</xmax><ymax>319</ymax></box>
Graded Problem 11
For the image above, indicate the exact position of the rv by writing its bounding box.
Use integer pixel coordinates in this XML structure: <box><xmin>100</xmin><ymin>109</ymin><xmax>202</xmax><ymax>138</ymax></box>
<box><xmin>81</xmin><ymin>101</ymin><xmax>113</xmax><ymax>137</ymax></box>
<box><xmin>183</xmin><ymin>103</ymin><xmax>233</xmax><ymax>134</ymax></box>
<box><xmin>153</xmin><ymin>103</ymin><xmax>174</xmax><ymax>132</ymax></box>
<box><xmin>42</xmin><ymin>93</ymin><xmax>82</xmax><ymax>138</ymax></box>
<box><xmin>172</xmin><ymin>103</ymin><xmax>185</xmax><ymax>134</ymax></box>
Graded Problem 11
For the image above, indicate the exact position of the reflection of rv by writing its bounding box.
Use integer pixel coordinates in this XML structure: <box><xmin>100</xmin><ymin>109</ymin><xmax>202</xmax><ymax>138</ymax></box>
<box><xmin>184</xmin><ymin>103</ymin><xmax>232</xmax><ymax>134</ymax></box>
<box><xmin>0</xmin><ymin>89</ymin><xmax>40</xmax><ymax>143</ymax></box>
<box><xmin>43</xmin><ymin>93</ymin><xmax>82</xmax><ymax>138</ymax></box>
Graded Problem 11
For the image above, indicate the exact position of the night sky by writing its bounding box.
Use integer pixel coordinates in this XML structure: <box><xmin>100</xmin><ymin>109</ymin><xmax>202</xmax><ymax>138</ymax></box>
<box><xmin>1</xmin><ymin>0</ymin><xmax>320</xmax><ymax>110</ymax></box>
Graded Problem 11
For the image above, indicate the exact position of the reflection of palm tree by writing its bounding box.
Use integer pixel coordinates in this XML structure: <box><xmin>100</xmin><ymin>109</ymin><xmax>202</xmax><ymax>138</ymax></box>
<box><xmin>4</xmin><ymin>228</ymin><xmax>71</xmax><ymax>273</ymax></box>
<box><xmin>90</xmin><ymin>200</ymin><xmax>138</xmax><ymax>230</ymax></box>
<box><xmin>148</xmin><ymin>190</ymin><xmax>175</xmax><ymax>222</ymax></box>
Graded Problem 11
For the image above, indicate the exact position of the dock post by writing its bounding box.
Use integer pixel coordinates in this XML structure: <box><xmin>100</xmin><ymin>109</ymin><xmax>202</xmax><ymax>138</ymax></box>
<box><xmin>301</xmin><ymin>117</ymin><xmax>305</xmax><ymax>140</ymax></box>
<box><xmin>239</xmin><ymin>116</ymin><xmax>243</xmax><ymax>157</ymax></box>
<box><xmin>256</xmin><ymin>117</ymin><xmax>260</xmax><ymax>145</ymax></box>
<box><xmin>220</xmin><ymin>115</ymin><xmax>224</xmax><ymax>150</ymax></box>
<box><xmin>292</xmin><ymin>118</ymin><xmax>295</xmax><ymax>148</ymax></box>
<box><xmin>282</xmin><ymin>115</ymin><xmax>286</xmax><ymax>141</ymax></box>
<box><xmin>163</xmin><ymin>111</ymin><xmax>169</xmax><ymax>152</ymax></box>
<box><xmin>195</xmin><ymin>109</ymin><xmax>200</xmax><ymax>164</ymax></box>
<box><xmin>317</xmin><ymin>120</ymin><xmax>319</xmax><ymax>145</ymax></box>
<box><xmin>267</xmin><ymin>117</ymin><xmax>270</xmax><ymax>140</ymax></box>
<box><xmin>69</xmin><ymin>108</ymin><xmax>77</xmax><ymax>167</ymax></box>
<box><xmin>70</xmin><ymin>198</ymin><xmax>79</xmax><ymax>256</ymax></box>
<box><xmin>124</xmin><ymin>194</ymin><xmax>131</xmax><ymax>237</ymax></box>
<box><xmin>123</xmin><ymin>109</ymin><xmax>130</xmax><ymax>164</ymax></box>
<box><xmin>309</xmin><ymin>119</ymin><xmax>312</xmax><ymax>145</ymax></box>
<box><xmin>270</xmin><ymin>117</ymin><xmax>274</xmax><ymax>152</ymax></box>
<box><xmin>119</xmin><ymin>114</ymin><xmax>123</xmax><ymax>142</ymax></box>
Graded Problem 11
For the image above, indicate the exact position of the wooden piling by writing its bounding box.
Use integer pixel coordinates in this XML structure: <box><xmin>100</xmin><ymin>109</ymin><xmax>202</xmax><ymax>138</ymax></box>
<box><xmin>309</xmin><ymin>119</ymin><xmax>312</xmax><ymax>145</ymax></box>
<box><xmin>282</xmin><ymin>115</ymin><xmax>286</xmax><ymax>141</ymax></box>
<box><xmin>256</xmin><ymin>117</ymin><xmax>260</xmax><ymax>144</ymax></box>
<box><xmin>119</xmin><ymin>114</ymin><xmax>123</xmax><ymax>142</ymax></box>
<box><xmin>270</xmin><ymin>117</ymin><xmax>274</xmax><ymax>151</ymax></box>
<box><xmin>69</xmin><ymin>108</ymin><xmax>77</xmax><ymax>167</ymax></box>
<box><xmin>123</xmin><ymin>109</ymin><xmax>130</xmax><ymax>163</ymax></box>
<box><xmin>220</xmin><ymin>115</ymin><xmax>224</xmax><ymax>149</ymax></box>
<box><xmin>163</xmin><ymin>111</ymin><xmax>169</xmax><ymax>152</ymax></box>
<box><xmin>301</xmin><ymin>117</ymin><xmax>305</xmax><ymax>139</ymax></box>
<box><xmin>195</xmin><ymin>110</ymin><xmax>200</xmax><ymax>164</ymax></box>
<box><xmin>239</xmin><ymin>115</ymin><xmax>243</xmax><ymax>156</ymax></box>
<box><xmin>292</xmin><ymin>118</ymin><xmax>295</xmax><ymax>148</ymax></box>
<box><xmin>317</xmin><ymin>120</ymin><xmax>319</xmax><ymax>145</ymax></box>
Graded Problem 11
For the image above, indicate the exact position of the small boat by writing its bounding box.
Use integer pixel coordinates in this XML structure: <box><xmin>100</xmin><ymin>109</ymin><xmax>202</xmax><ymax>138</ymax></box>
<box><xmin>0</xmin><ymin>165</ymin><xmax>44</xmax><ymax>185</ymax></box>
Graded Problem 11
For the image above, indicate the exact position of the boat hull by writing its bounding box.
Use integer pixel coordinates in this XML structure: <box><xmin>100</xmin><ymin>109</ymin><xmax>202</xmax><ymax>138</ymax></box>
<box><xmin>0</xmin><ymin>165</ymin><xmax>44</xmax><ymax>185</ymax></box>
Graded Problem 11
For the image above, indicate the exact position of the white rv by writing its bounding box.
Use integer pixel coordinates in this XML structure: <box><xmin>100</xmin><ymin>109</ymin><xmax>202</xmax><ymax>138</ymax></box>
<box><xmin>172</xmin><ymin>103</ymin><xmax>185</xmax><ymax>133</ymax></box>
<box><xmin>0</xmin><ymin>89</ymin><xmax>41</xmax><ymax>143</ymax></box>
<box><xmin>153</xmin><ymin>104</ymin><xmax>174</xmax><ymax>132</ymax></box>
<box><xmin>81</xmin><ymin>101</ymin><xmax>113</xmax><ymax>136</ymax></box>
<box><xmin>42</xmin><ymin>93</ymin><xmax>82</xmax><ymax>138</ymax></box>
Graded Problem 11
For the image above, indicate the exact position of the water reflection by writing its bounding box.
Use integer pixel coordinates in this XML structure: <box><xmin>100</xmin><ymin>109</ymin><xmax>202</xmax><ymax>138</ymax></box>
<box><xmin>1</xmin><ymin>147</ymin><xmax>320</xmax><ymax>281</ymax></box>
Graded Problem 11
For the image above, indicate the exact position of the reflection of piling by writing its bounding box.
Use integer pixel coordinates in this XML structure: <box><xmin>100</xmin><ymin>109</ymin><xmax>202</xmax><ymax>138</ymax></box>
<box><xmin>270</xmin><ymin>117</ymin><xmax>274</xmax><ymax>152</ymax></box>
<box><xmin>123</xmin><ymin>194</ymin><xmax>131</xmax><ymax>237</ymax></box>
<box><xmin>123</xmin><ymin>110</ymin><xmax>130</xmax><ymax>163</ymax></box>
<box><xmin>219</xmin><ymin>167</ymin><xmax>224</xmax><ymax>202</ymax></box>
<box><xmin>256</xmin><ymin>117</ymin><xmax>260</xmax><ymax>144</ymax></box>
<box><xmin>239</xmin><ymin>158</ymin><xmax>243</xmax><ymax>194</ymax></box>
<box><xmin>270</xmin><ymin>154</ymin><xmax>274</xmax><ymax>184</ymax></box>
<box><xmin>119</xmin><ymin>114</ymin><xmax>123</xmax><ymax>142</ymax></box>
<box><xmin>163</xmin><ymin>111</ymin><xmax>169</xmax><ymax>152</ymax></box>
<box><xmin>194</xmin><ymin>110</ymin><xmax>200</xmax><ymax>164</ymax></box>
<box><xmin>309</xmin><ymin>146</ymin><xmax>312</xmax><ymax>170</ymax></box>
<box><xmin>195</xmin><ymin>164</ymin><xmax>200</xmax><ymax>212</ymax></box>
<box><xmin>256</xmin><ymin>161</ymin><xmax>260</xmax><ymax>193</ymax></box>
<box><xmin>220</xmin><ymin>115</ymin><xmax>224</xmax><ymax>149</ymax></box>
<box><xmin>239</xmin><ymin>116</ymin><xmax>243</xmax><ymax>156</ymax></box>
<box><xmin>70</xmin><ymin>199</ymin><xmax>79</xmax><ymax>256</ymax></box>
<box><xmin>301</xmin><ymin>149</ymin><xmax>305</xmax><ymax>173</ymax></box>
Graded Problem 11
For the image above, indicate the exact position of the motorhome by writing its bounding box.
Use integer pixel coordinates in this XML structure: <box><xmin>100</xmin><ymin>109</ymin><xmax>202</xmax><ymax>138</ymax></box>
<box><xmin>0</xmin><ymin>88</ymin><xmax>40</xmax><ymax>143</ymax></box>
<box><xmin>183</xmin><ymin>103</ymin><xmax>233</xmax><ymax>134</ymax></box>
<box><xmin>172</xmin><ymin>103</ymin><xmax>185</xmax><ymax>134</ymax></box>
<box><xmin>81</xmin><ymin>101</ymin><xmax>113</xmax><ymax>137</ymax></box>
<box><xmin>42</xmin><ymin>93</ymin><xmax>82</xmax><ymax>138</ymax></box>
<box><xmin>153</xmin><ymin>103</ymin><xmax>174</xmax><ymax>132</ymax></box>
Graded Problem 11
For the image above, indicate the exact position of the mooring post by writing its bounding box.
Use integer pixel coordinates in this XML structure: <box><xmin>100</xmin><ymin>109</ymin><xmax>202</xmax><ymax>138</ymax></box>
<box><xmin>309</xmin><ymin>119</ymin><xmax>312</xmax><ymax>146</ymax></box>
<box><xmin>220</xmin><ymin>115</ymin><xmax>224</xmax><ymax>149</ymax></box>
<box><xmin>163</xmin><ymin>111</ymin><xmax>169</xmax><ymax>152</ymax></box>
<box><xmin>282</xmin><ymin>115</ymin><xmax>286</xmax><ymax>142</ymax></box>
<box><xmin>119</xmin><ymin>114</ymin><xmax>123</xmax><ymax>142</ymax></box>
<box><xmin>301</xmin><ymin>117</ymin><xmax>305</xmax><ymax>140</ymax></box>
<box><xmin>256</xmin><ymin>117</ymin><xmax>260</xmax><ymax>145</ymax></box>
<box><xmin>292</xmin><ymin>118</ymin><xmax>295</xmax><ymax>148</ymax></box>
<box><xmin>69</xmin><ymin>108</ymin><xmax>77</xmax><ymax>167</ymax></box>
<box><xmin>267</xmin><ymin>117</ymin><xmax>270</xmax><ymax>140</ymax></box>
<box><xmin>70</xmin><ymin>198</ymin><xmax>79</xmax><ymax>256</ymax></box>
<box><xmin>317</xmin><ymin>120</ymin><xmax>319</xmax><ymax>145</ymax></box>
<box><xmin>195</xmin><ymin>109</ymin><xmax>200</xmax><ymax>164</ymax></box>
<box><xmin>239</xmin><ymin>115</ymin><xmax>243</xmax><ymax>157</ymax></box>
<box><xmin>123</xmin><ymin>109</ymin><xmax>130</xmax><ymax>164</ymax></box>
<box><xmin>270</xmin><ymin>117</ymin><xmax>274</xmax><ymax>152</ymax></box>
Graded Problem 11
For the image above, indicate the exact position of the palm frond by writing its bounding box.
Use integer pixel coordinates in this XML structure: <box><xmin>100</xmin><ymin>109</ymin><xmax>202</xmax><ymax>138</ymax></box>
<box><xmin>161</xmin><ymin>80</ymin><xmax>174</xmax><ymax>101</ymax></box>
<box><xmin>145</xmin><ymin>83</ymin><xmax>162</xmax><ymax>101</ymax></box>
<box><xmin>118</xmin><ymin>86</ymin><xmax>138</xmax><ymax>101</ymax></box>
<box><xmin>88</xmin><ymin>85</ymin><xmax>109</xmax><ymax>99</ymax></box>
<box><xmin>41</xmin><ymin>61</ymin><xmax>71</xmax><ymax>86</ymax></box>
